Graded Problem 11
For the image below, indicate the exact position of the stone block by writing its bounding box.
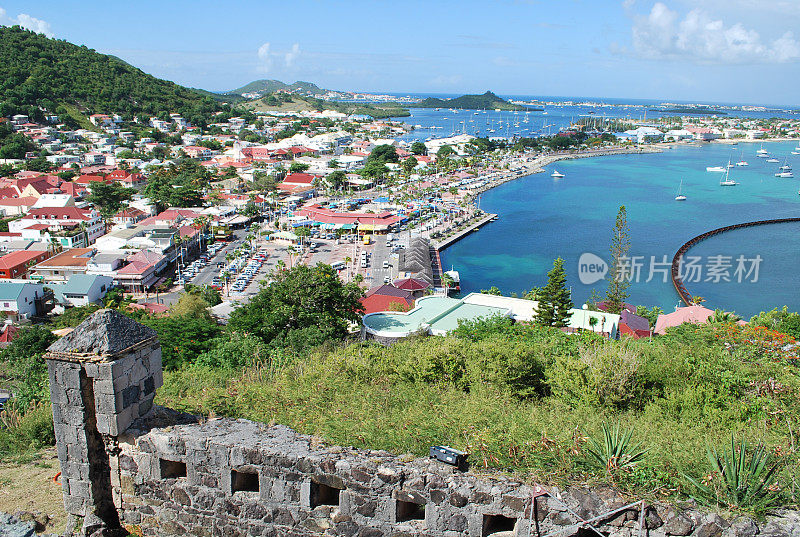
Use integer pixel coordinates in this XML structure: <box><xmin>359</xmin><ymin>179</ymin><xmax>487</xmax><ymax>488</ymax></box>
<box><xmin>96</xmin><ymin>413</ymin><xmax>117</xmax><ymax>437</ymax></box>
<box><xmin>63</xmin><ymin>494</ymin><xmax>86</xmax><ymax>516</ymax></box>
<box><xmin>49</xmin><ymin>382</ymin><xmax>67</xmax><ymax>405</ymax></box>
<box><xmin>70</xmin><ymin>479</ymin><xmax>90</xmax><ymax>499</ymax></box>
<box><xmin>96</xmin><ymin>391</ymin><xmax>118</xmax><ymax>415</ymax></box>
<box><xmin>300</xmin><ymin>480</ymin><xmax>312</xmax><ymax>508</ymax></box>
<box><xmin>82</xmin><ymin>362</ymin><xmax>100</xmax><ymax>378</ymax></box>
<box><xmin>93</xmin><ymin>377</ymin><xmax>115</xmax><ymax>396</ymax></box>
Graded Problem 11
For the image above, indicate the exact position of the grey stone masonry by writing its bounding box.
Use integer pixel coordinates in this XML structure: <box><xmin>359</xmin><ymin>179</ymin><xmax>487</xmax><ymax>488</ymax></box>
<box><xmin>110</xmin><ymin>412</ymin><xmax>800</xmax><ymax>537</ymax></box>
<box><xmin>46</xmin><ymin>310</ymin><xmax>800</xmax><ymax>537</ymax></box>
<box><xmin>44</xmin><ymin>309</ymin><xmax>163</xmax><ymax>535</ymax></box>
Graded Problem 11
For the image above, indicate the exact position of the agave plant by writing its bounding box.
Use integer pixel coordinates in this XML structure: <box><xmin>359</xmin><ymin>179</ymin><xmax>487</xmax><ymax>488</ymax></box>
<box><xmin>685</xmin><ymin>436</ymin><xmax>782</xmax><ymax>513</ymax></box>
<box><xmin>584</xmin><ymin>422</ymin><xmax>647</xmax><ymax>472</ymax></box>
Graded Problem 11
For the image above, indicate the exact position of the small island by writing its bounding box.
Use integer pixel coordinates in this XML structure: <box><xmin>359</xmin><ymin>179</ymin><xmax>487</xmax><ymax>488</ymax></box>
<box><xmin>415</xmin><ymin>90</ymin><xmax>538</xmax><ymax>111</ymax></box>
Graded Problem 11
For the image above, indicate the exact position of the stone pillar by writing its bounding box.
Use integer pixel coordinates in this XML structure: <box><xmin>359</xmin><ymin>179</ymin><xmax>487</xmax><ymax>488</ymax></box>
<box><xmin>44</xmin><ymin>309</ymin><xmax>163</xmax><ymax>535</ymax></box>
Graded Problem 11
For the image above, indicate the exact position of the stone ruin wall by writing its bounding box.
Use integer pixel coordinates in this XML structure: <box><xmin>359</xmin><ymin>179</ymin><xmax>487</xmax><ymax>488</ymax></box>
<box><xmin>42</xmin><ymin>311</ymin><xmax>800</xmax><ymax>537</ymax></box>
<box><xmin>110</xmin><ymin>414</ymin><xmax>798</xmax><ymax>537</ymax></box>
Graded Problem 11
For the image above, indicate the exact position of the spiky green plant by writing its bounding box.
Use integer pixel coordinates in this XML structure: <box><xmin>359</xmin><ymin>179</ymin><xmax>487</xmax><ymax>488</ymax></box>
<box><xmin>584</xmin><ymin>422</ymin><xmax>647</xmax><ymax>472</ymax></box>
<box><xmin>685</xmin><ymin>436</ymin><xmax>782</xmax><ymax>514</ymax></box>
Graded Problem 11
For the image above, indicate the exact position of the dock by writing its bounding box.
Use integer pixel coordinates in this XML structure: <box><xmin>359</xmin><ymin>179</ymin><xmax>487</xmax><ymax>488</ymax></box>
<box><xmin>432</xmin><ymin>212</ymin><xmax>498</xmax><ymax>251</ymax></box>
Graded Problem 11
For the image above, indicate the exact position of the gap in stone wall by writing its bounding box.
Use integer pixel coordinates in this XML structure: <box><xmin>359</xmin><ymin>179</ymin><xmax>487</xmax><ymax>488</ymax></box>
<box><xmin>396</xmin><ymin>499</ymin><xmax>425</xmax><ymax>522</ymax></box>
<box><xmin>482</xmin><ymin>514</ymin><xmax>517</xmax><ymax>537</ymax></box>
<box><xmin>310</xmin><ymin>480</ymin><xmax>342</xmax><ymax>508</ymax></box>
<box><xmin>231</xmin><ymin>469</ymin><xmax>259</xmax><ymax>494</ymax></box>
<box><xmin>159</xmin><ymin>459</ymin><xmax>187</xmax><ymax>479</ymax></box>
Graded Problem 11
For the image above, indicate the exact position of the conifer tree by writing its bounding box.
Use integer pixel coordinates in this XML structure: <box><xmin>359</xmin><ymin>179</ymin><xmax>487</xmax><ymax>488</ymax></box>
<box><xmin>535</xmin><ymin>257</ymin><xmax>574</xmax><ymax>327</ymax></box>
<box><xmin>605</xmin><ymin>205</ymin><xmax>631</xmax><ymax>314</ymax></box>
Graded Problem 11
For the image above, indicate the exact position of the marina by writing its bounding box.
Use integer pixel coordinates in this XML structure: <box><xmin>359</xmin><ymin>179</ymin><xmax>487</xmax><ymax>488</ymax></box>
<box><xmin>441</xmin><ymin>140</ymin><xmax>800</xmax><ymax>317</ymax></box>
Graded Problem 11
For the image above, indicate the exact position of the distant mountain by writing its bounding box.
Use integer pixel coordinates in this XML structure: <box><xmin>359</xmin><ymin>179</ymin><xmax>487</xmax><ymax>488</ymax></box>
<box><xmin>227</xmin><ymin>79</ymin><xmax>326</xmax><ymax>97</ymax></box>
<box><xmin>0</xmin><ymin>26</ymin><xmax>221</xmax><ymax>122</ymax></box>
<box><xmin>416</xmin><ymin>91</ymin><xmax>531</xmax><ymax>111</ymax></box>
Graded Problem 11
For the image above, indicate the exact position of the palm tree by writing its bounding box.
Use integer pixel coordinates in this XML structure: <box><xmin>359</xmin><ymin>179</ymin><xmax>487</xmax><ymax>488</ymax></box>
<box><xmin>589</xmin><ymin>316</ymin><xmax>598</xmax><ymax>333</ymax></box>
<box><xmin>286</xmin><ymin>245</ymin><xmax>297</xmax><ymax>269</ymax></box>
<box><xmin>344</xmin><ymin>256</ymin><xmax>352</xmax><ymax>281</ymax></box>
<box><xmin>440</xmin><ymin>273</ymin><xmax>455</xmax><ymax>295</ymax></box>
<box><xmin>691</xmin><ymin>296</ymin><xmax>706</xmax><ymax>305</ymax></box>
<box><xmin>709</xmin><ymin>309</ymin><xmax>742</xmax><ymax>324</ymax></box>
<box><xmin>276</xmin><ymin>259</ymin><xmax>286</xmax><ymax>272</ymax></box>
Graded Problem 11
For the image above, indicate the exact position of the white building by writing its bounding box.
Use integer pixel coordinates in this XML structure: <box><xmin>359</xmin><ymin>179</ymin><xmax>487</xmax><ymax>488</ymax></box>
<box><xmin>0</xmin><ymin>281</ymin><xmax>45</xmax><ymax>319</ymax></box>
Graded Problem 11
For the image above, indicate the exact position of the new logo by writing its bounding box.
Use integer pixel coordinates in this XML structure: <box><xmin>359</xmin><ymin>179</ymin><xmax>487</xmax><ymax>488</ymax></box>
<box><xmin>578</xmin><ymin>253</ymin><xmax>608</xmax><ymax>285</ymax></box>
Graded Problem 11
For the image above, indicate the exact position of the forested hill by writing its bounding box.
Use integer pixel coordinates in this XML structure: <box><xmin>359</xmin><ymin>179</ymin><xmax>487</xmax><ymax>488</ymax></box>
<box><xmin>0</xmin><ymin>26</ymin><xmax>220</xmax><ymax>124</ymax></box>
<box><xmin>228</xmin><ymin>79</ymin><xmax>325</xmax><ymax>96</ymax></box>
<box><xmin>416</xmin><ymin>91</ymin><xmax>532</xmax><ymax>111</ymax></box>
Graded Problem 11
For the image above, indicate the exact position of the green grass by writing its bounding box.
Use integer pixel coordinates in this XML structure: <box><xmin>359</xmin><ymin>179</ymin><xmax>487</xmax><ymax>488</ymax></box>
<box><xmin>58</xmin><ymin>103</ymin><xmax>98</xmax><ymax>131</ymax></box>
<box><xmin>157</xmin><ymin>322</ymin><xmax>800</xmax><ymax>509</ymax></box>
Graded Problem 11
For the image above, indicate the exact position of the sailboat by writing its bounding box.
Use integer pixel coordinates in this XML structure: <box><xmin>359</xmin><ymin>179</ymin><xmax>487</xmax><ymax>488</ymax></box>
<box><xmin>551</xmin><ymin>169</ymin><xmax>565</xmax><ymax>178</ymax></box>
<box><xmin>757</xmin><ymin>143</ymin><xmax>769</xmax><ymax>157</ymax></box>
<box><xmin>736</xmin><ymin>151</ymin><xmax>748</xmax><ymax>166</ymax></box>
<box><xmin>675</xmin><ymin>180</ymin><xmax>687</xmax><ymax>201</ymax></box>
<box><xmin>720</xmin><ymin>166</ymin><xmax>738</xmax><ymax>186</ymax></box>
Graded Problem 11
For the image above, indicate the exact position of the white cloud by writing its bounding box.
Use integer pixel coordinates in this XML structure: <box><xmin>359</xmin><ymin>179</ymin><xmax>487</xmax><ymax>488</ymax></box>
<box><xmin>284</xmin><ymin>43</ymin><xmax>300</xmax><ymax>67</ymax></box>
<box><xmin>627</xmin><ymin>2</ymin><xmax>800</xmax><ymax>63</ymax></box>
<box><xmin>0</xmin><ymin>7</ymin><xmax>54</xmax><ymax>37</ymax></box>
<box><xmin>257</xmin><ymin>42</ymin><xmax>272</xmax><ymax>73</ymax></box>
<box><xmin>15</xmin><ymin>13</ymin><xmax>53</xmax><ymax>37</ymax></box>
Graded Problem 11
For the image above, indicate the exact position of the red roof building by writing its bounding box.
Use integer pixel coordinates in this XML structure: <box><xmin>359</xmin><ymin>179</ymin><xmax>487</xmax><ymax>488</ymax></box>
<box><xmin>0</xmin><ymin>250</ymin><xmax>53</xmax><ymax>279</ymax></box>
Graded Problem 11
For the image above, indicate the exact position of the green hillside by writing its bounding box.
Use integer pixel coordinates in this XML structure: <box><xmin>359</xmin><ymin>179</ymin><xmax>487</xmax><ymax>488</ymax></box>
<box><xmin>416</xmin><ymin>90</ymin><xmax>532</xmax><ymax>111</ymax></box>
<box><xmin>0</xmin><ymin>26</ymin><xmax>221</xmax><ymax>123</ymax></box>
<box><xmin>228</xmin><ymin>79</ymin><xmax>325</xmax><ymax>96</ymax></box>
<box><xmin>244</xmin><ymin>94</ymin><xmax>409</xmax><ymax>119</ymax></box>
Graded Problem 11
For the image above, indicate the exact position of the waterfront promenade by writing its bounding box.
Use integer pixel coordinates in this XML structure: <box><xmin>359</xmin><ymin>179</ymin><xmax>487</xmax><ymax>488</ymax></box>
<box><xmin>471</xmin><ymin>144</ymin><xmax>663</xmax><ymax>195</ymax></box>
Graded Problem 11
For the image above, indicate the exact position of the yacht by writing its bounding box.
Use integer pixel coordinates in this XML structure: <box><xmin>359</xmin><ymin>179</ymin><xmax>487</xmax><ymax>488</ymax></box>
<box><xmin>444</xmin><ymin>269</ymin><xmax>461</xmax><ymax>291</ymax></box>
<box><xmin>706</xmin><ymin>166</ymin><xmax>726</xmax><ymax>172</ymax></box>
<box><xmin>675</xmin><ymin>179</ymin><xmax>687</xmax><ymax>201</ymax></box>
<box><xmin>766</xmin><ymin>157</ymin><xmax>780</xmax><ymax>163</ymax></box>
<box><xmin>775</xmin><ymin>171</ymin><xmax>794</xmax><ymax>178</ymax></box>
<box><xmin>720</xmin><ymin>168</ymin><xmax>738</xmax><ymax>186</ymax></box>
<box><xmin>551</xmin><ymin>169</ymin><xmax>565</xmax><ymax>178</ymax></box>
<box><xmin>757</xmin><ymin>143</ymin><xmax>769</xmax><ymax>156</ymax></box>
<box><xmin>736</xmin><ymin>160</ymin><xmax>749</xmax><ymax>166</ymax></box>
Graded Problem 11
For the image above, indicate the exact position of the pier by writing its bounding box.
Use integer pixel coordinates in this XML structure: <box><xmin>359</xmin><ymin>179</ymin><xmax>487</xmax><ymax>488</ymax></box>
<box><xmin>671</xmin><ymin>217</ymin><xmax>800</xmax><ymax>306</ymax></box>
<box><xmin>432</xmin><ymin>212</ymin><xmax>498</xmax><ymax>251</ymax></box>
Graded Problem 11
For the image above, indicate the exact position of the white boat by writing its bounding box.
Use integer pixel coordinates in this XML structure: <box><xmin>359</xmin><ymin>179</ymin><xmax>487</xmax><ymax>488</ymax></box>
<box><xmin>706</xmin><ymin>166</ymin><xmax>726</xmax><ymax>172</ymax></box>
<box><xmin>757</xmin><ymin>143</ymin><xmax>768</xmax><ymax>156</ymax></box>
<box><xmin>675</xmin><ymin>179</ymin><xmax>687</xmax><ymax>201</ymax></box>
<box><xmin>775</xmin><ymin>172</ymin><xmax>794</xmax><ymax>178</ymax></box>
<box><xmin>551</xmin><ymin>169</ymin><xmax>565</xmax><ymax>178</ymax></box>
<box><xmin>779</xmin><ymin>159</ymin><xmax>791</xmax><ymax>171</ymax></box>
<box><xmin>720</xmin><ymin>167</ymin><xmax>738</xmax><ymax>186</ymax></box>
<box><xmin>792</xmin><ymin>151</ymin><xmax>800</xmax><ymax>155</ymax></box>
<box><xmin>736</xmin><ymin>160</ymin><xmax>748</xmax><ymax>166</ymax></box>
<box><xmin>766</xmin><ymin>158</ymin><xmax>780</xmax><ymax>163</ymax></box>
<box><xmin>444</xmin><ymin>269</ymin><xmax>460</xmax><ymax>291</ymax></box>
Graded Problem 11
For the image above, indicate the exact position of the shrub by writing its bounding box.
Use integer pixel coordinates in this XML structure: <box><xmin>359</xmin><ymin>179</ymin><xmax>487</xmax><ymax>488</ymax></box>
<box><xmin>685</xmin><ymin>436</ymin><xmax>783</xmax><ymax>514</ymax></box>
<box><xmin>195</xmin><ymin>333</ymin><xmax>270</xmax><ymax>370</ymax></box>
<box><xmin>0</xmin><ymin>402</ymin><xmax>55</xmax><ymax>456</ymax></box>
<box><xmin>549</xmin><ymin>340</ymin><xmax>644</xmax><ymax>409</ymax></box>
<box><xmin>584</xmin><ymin>421</ymin><xmax>647</xmax><ymax>473</ymax></box>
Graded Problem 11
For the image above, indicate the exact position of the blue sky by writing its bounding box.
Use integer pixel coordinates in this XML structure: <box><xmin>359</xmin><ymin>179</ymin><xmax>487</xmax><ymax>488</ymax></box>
<box><xmin>2</xmin><ymin>1</ymin><xmax>800</xmax><ymax>106</ymax></box>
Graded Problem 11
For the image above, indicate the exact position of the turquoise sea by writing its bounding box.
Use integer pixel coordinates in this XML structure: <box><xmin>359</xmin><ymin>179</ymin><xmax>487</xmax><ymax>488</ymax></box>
<box><xmin>440</xmin><ymin>141</ymin><xmax>800</xmax><ymax>317</ymax></box>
